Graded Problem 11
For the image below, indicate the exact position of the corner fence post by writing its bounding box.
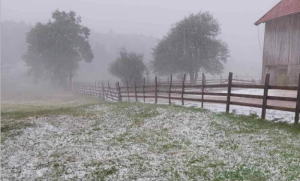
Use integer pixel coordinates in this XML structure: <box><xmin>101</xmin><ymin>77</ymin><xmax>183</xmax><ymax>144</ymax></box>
<box><xmin>143</xmin><ymin>78</ymin><xmax>146</xmax><ymax>103</ymax></box>
<box><xmin>201</xmin><ymin>73</ymin><xmax>205</xmax><ymax>108</ymax></box>
<box><xmin>295</xmin><ymin>74</ymin><xmax>300</xmax><ymax>124</ymax></box>
<box><xmin>134</xmin><ymin>81</ymin><xmax>137</xmax><ymax>102</ymax></box>
<box><xmin>181</xmin><ymin>74</ymin><xmax>186</xmax><ymax>105</ymax></box>
<box><xmin>261</xmin><ymin>74</ymin><xmax>270</xmax><ymax>119</ymax></box>
<box><xmin>155</xmin><ymin>76</ymin><xmax>158</xmax><ymax>104</ymax></box>
<box><xmin>226</xmin><ymin>72</ymin><xmax>233</xmax><ymax>113</ymax></box>
<box><xmin>169</xmin><ymin>75</ymin><xmax>172</xmax><ymax>105</ymax></box>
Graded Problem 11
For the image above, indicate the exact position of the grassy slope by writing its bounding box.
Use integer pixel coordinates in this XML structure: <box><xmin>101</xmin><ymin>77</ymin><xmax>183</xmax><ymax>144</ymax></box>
<box><xmin>1</xmin><ymin>98</ymin><xmax>300</xmax><ymax>180</ymax></box>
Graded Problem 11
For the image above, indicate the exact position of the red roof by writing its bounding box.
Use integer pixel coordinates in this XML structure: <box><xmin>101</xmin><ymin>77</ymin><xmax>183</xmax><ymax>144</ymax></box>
<box><xmin>255</xmin><ymin>0</ymin><xmax>300</xmax><ymax>25</ymax></box>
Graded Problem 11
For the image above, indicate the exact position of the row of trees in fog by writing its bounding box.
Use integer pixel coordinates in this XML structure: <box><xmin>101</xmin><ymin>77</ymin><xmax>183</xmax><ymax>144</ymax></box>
<box><xmin>109</xmin><ymin>12</ymin><xmax>229</xmax><ymax>84</ymax></box>
<box><xmin>21</xmin><ymin>10</ymin><xmax>229</xmax><ymax>86</ymax></box>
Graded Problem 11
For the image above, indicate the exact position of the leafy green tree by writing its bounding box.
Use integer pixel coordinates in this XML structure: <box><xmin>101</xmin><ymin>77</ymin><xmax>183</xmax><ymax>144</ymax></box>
<box><xmin>23</xmin><ymin>10</ymin><xmax>94</xmax><ymax>86</ymax></box>
<box><xmin>152</xmin><ymin>12</ymin><xmax>229</xmax><ymax>83</ymax></box>
<box><xmin>109</xmin><ymin>49</ymin><xmax>146</xmax><ymax>84</ymax></box>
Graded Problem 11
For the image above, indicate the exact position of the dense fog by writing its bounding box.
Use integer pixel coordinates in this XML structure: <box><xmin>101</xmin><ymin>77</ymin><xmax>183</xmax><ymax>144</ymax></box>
<box><xmin>1</xmin><ymin>0</ymin><xmax>281</xmax><ymax>95</ymax></box>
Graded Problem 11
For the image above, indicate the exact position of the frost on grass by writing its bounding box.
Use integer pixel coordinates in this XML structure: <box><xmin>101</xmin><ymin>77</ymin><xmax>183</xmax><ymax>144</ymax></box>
<box><xmin>1</xmin><ymin>102</ymin><xmax>300</xmax><ymax>180</ymax></box>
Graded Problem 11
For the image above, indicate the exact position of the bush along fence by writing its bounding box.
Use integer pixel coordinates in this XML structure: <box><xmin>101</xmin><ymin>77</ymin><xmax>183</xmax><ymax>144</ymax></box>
<box><xmin>72</xmin><ymin>72</ymin><xmax>300</xmax><ymax>125</ymax></box>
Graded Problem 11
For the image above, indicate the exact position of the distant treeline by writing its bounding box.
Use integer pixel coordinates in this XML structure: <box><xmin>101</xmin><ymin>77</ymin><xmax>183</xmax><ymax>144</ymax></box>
<box><xmin>1</xmin><ymin>20</ymin><xmax>158</xmax><ymax>82</ymax></box>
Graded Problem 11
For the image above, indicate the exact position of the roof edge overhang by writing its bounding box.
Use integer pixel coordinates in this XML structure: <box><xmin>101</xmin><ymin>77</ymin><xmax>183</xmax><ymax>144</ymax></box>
<box><xmin>255</xmin><ymin>1</ymin><xmax>282</xmax><ymax>26</ymax></box>
<box><xmin>255</xmin><ymin>0</ymin><xmax>300</xmax><ymax>26</ymax></box>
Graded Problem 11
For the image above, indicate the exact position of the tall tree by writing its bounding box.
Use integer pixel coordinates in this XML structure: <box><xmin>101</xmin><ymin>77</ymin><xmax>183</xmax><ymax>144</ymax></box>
<box><xmin>109</xmin><ymin>49</ymin><xmax>146</xmax><ymax>84</ymax></box>
<box><xmin>23</xmin><ymin>10</ymin><xmax>94</xmax><ymax>86</ymax></box>
<box><xmin>152</xmin><ymin>12</ymin><xmax>229</xmax><ymax>83</ymax></box>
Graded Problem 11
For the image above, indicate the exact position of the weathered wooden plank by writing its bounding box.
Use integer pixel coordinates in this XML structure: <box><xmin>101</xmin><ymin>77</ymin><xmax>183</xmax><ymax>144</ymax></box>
<box><xmin>231</xmin><ymin>93</ymin><xmax>263</xmax><ymax>99</ymax></box>
<box><xmin>231</xmin><ymin>84</ymin><xmax>264</xmax><ymax>89</ymax></box>
<box><xmin>230</xmin><ymin>101</ymin><xmax>262</xmax><ymax>108</ymax></box>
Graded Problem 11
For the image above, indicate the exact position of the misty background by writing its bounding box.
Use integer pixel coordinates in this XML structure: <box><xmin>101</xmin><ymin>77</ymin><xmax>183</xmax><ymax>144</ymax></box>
<box><xmin>1</xmin><ymin>0</ymin><xmax>280</xmax><ymax>91</ymax></box>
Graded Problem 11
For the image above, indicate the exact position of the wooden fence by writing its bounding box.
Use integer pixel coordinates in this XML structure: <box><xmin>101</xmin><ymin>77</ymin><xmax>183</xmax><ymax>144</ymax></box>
<box><xmin>72</xmin><ymin>72</ymin><xmax>300</xmax><ymax>124</ymax></box>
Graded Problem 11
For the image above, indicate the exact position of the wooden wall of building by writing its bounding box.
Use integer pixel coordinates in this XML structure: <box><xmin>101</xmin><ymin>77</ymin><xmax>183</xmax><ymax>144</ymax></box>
<box><xmin>262</xmin><ymin>13</ymin><xmax>300</xmax><ymax>85</ymax></box>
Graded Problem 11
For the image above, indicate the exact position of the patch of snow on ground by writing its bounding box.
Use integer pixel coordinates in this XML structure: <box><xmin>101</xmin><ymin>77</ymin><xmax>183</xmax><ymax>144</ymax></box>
<box><xmin>2</xmin><ymin>103</ymin><xmax>300</xmax><ymax>180</ymax></box>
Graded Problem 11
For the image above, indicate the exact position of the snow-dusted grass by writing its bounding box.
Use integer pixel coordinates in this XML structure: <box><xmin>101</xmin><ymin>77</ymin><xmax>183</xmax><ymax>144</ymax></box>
<box><xmin>1</xmin><ymin>97</ymin><xmax>300</xmax><ymax>180</ymax></box>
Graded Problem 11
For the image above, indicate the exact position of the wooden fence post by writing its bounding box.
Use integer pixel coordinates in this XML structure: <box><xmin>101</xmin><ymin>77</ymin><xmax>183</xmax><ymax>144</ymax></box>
<box><xmin>91</xmin><ymin>82</ymin><xmax>93</xmax><ymax>96</ymax></box>
<box><xmin>115</xmin><ymin>83</ymin><xmax>118</xmax><ymax>101</ymax></box>
<box><xmin>226</xmin><ymin>72</ymin><xmax>233</xmax><ymax>113</ymax></box>
<box><xmin>261</xmin><ymin>74</ymin><xmax>270</xmax><ymax>119</ymax></box>
<box><xmin>92</xmin><ymin>82</ymin><xmax>94</xmax><ymax>96</ymax></box>
<box><xmin>107</xmin><ymin>82</ymin><xmax>110</xmax><ymax>100</ymax></box>
<box><xmin>86</xmin><ymin>82</ymin><xmax>89</xmax><ymax>95</ymax></box>
<box><xmin>155</xmin><ymin>76</ymin><xmax>158</xmax><ymax>104</ymax></box>
<box><xmin>86</xmin><ymin>82</ymin><xmax>88</xmax><ymax>95</ymax></box>
<box><xmin>201</xmin><ymin>73</ymin><xmax>205</xmax><ymax>108</ymax></box>
<box><xmin>94</xmin><ymin>82</ymin><xmax>96</xmax><ymax>97</ymax></box>
<box><xmin>90</xmin><ymin>82</ymin><xmax>92</xmax><ymax>96</ymax></box>
<box><xmin>93</xmin><ymin>82</ymin><xmax>95</xmax><ymax>96</ymax></box>
<box><xmin>85</xmin><ymin>82</ymin><xmax>87</xmax><ymax>95</ymax></box>
<box><xmin>293</xmin><ymin>74</ymin><xmax>300</xmax><ymax>124</ymax></box>
<box><xmin>134</xmin><ymin>81</ymin><xmax>137</xmax><ymax>102</ymax></box>
<box><xmin>83</xmin><ymin>82</ymin><xmax>85</xmax><ymax>94</ymax></box>
<box><xmin>181</xmin><ymin>74</ymin><xmax>186</xmax><ymax>105</ymax></box>
<box><xmin>169</xmin><ymin>75</ymin><xmax>172</xmax><ymax>105</ymax></box>
<box><xmin>295</xmin><ymin>74</ymin><xmax>300</xmax><ymax>124</ymax></box>
<box><xmin>126</xmin><ymin>81</ymin><xmax>130</xmax><ymax>101</ymax></box>
<box><xmin>102</xmin><ymin>82</ymin><xmax>105</xmax><ymax>99</ymax></box>
<box><xmin>89</xmin><ymin>82</ymin><xmax>92</xmax><ymax>96</ymax></box>
<box><xmin>98</xmin><ymin>82</ymin><xmax>101</xmax><ymax>98</ymax></box>
<box><xmin>95</xmin><ymin>82</ymin><xmax>98</xmax><ymax>97</ymax></box>
<box><xmin>117</xmin><ymin>82</ymin><xmax>122</xmax><ymax>102</ymax></box>
<box><xmin>143</xmin><ymin>78</ymin><xmax>146</xmax><ymax>103</ymax></box>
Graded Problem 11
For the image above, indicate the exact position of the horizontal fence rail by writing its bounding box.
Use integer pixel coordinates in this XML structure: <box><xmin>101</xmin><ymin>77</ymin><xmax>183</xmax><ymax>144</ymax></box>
<box><xmin>72</xmin><ymin>73</ymin><xmax>300</xmax><ymax>125</ymax></box>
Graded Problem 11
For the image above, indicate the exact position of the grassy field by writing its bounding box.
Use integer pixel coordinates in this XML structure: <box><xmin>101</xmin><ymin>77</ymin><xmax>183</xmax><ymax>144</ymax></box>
<box><xmin>1</xmin><ymin>94</ymin><xmax>300</xmax><ymax>180</ymax></box>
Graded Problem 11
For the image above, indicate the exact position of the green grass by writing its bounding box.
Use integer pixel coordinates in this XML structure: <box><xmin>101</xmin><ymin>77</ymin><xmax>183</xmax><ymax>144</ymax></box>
<box><xmin>1</xmin><ymin>96</ymin><xmax>100</xmax><ymax>144</ymax></box>
<box><xmin>1</xmin><ymin>97</ymin><xmax>99</xmax><ymax>120</ymax></box>
<box><xmin>215</xmin><ymin>112</ymin><xmax>300</xmax><ymax>134</ymax></box>
<box><xmin>2</xmin><ymin>97</ymin><xmax>300</xmax><ymax>180</ymax></box>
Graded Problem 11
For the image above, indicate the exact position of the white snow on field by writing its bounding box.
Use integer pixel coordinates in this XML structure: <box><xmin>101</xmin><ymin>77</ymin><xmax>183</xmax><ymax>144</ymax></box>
<box><xmin>2</xmin><ymin>103</ymin><xmax>300</xmax><ymax>180</ymax></box>
<box><xmin>141</xmin><ymin>97</ymin><xmax>296</xmax><ymax>124</ymax></box>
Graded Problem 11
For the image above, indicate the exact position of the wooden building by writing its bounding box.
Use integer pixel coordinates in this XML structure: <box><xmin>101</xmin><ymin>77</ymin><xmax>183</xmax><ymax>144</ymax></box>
<box><xmin>255</xmin><ymin>0</ymin><xmax>300</xmax><ymax>85</ymax></box>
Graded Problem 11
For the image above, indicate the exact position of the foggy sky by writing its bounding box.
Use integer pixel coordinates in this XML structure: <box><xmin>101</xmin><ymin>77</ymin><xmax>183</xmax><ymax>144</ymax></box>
<box><xmin>2</xmin><ymin>0</ymin><xmax>281</xmax><ymax>76</ymax></box>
